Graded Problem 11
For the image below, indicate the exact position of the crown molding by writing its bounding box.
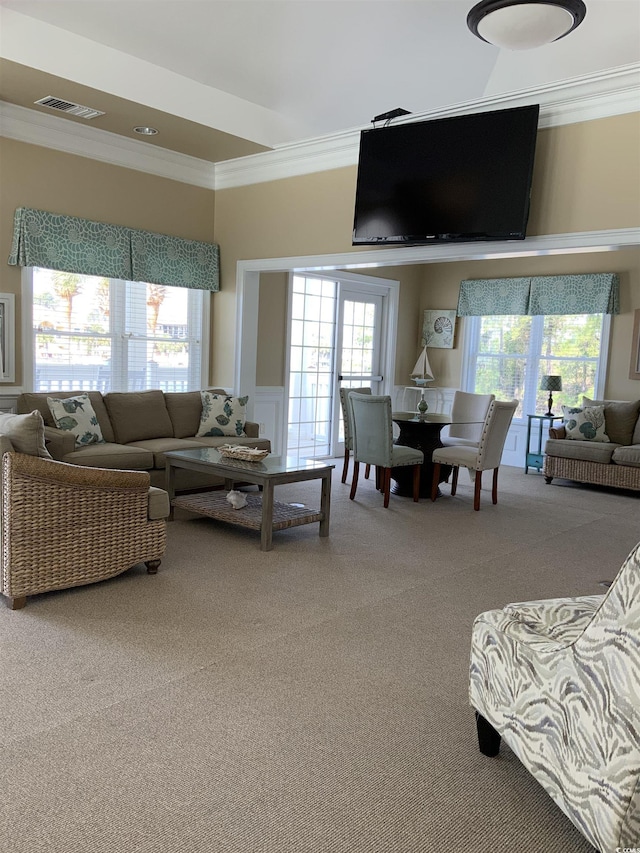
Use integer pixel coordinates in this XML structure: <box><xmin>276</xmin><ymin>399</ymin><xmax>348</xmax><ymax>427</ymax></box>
<box><xmin>0</xmin><ymin>100</ymin><xmax>217</xmax><ymax>189</ymax></box>
<box><xmin>1</xmin><ymin>63</ymin><xmax>638</xmax><ymax>192</ymax></box>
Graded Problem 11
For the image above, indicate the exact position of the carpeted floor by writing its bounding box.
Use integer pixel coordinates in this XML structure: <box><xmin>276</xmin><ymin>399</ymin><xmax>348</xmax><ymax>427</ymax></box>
<box><xmin>2</xmin><ymin>464</ymin><xmax>637</xmax><ymax>853</ymax></box>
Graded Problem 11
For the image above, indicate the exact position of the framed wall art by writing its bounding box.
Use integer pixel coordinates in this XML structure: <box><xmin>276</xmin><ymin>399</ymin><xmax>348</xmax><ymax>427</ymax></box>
<box><xmin>0</xmin><ymin>293</ymin><xmax>15</xmax><ymax>383</ymax></box>
<box><xmin>630</xmin><ymin>309</ymin><xmax>640</xmax><ymax>380</ymax></box>
<box><xmin>422</xmin><ymin>309</ymin><xmax>456</xmax><ymax>349</ymax></box>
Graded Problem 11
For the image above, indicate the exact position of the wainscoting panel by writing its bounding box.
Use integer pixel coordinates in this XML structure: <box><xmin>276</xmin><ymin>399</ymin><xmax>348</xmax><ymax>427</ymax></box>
<box><xmin>253</xmin><ymin>386</ymin><xmax>285</xmax><ymax>457</ymax></box>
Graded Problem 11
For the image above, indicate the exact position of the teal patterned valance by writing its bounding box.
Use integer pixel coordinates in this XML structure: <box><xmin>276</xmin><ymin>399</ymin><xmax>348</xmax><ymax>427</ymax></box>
<box><xmin>8</xmin><ymin>207</ymin><xmax>220</xmax><ymax>291</ymax></box>
<box><xmin>457</xmin><ymin>273</ymin><xmax>619</xmax><ymax>316</ymax></box>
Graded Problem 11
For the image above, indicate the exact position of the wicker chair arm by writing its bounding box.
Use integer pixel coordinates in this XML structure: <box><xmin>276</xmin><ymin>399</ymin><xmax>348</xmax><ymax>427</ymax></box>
<box><xmin>7</xmin><ymin>452</ymin><xmax>151</xmax><ymax>492</ymax></box>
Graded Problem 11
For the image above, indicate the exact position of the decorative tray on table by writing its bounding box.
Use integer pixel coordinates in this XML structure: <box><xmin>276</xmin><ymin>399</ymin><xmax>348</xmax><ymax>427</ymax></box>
<box><xmin>218</xmin><ymin>444</ymin><xmax>270</xmax><ymax>462</ymax></box>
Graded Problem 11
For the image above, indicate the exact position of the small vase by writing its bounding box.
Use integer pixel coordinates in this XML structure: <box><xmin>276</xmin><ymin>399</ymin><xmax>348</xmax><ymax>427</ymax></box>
<box><xmin>417</xmin><ymin>398</ymin><xmax>428</xmax><ymax>416</ymax></box>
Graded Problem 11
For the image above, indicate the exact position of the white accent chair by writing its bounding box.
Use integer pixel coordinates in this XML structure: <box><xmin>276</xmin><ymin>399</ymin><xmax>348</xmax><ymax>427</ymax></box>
<box><xmin>349</xmin><ymin>394</ymin><xmax>423</xmax><ymax>508</ymax></box>
<box><xmin>431</xmin><ymin>399</ymin><xmax>518</xmax><ymax>510</ymax></box>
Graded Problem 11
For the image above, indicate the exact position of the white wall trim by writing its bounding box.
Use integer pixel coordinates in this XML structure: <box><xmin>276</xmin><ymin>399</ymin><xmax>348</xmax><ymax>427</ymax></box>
<box><xmin>1</xmin><ymin>63</ymin><xmax>638</xmax><ymax>191</ymax></box>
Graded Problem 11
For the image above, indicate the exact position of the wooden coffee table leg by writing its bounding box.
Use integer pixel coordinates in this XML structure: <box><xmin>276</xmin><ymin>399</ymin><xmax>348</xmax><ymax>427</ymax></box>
<box><xmin>260</xmin><ymin>481</ymin><xmax>274</xmax><ymax>551</ymax></box>
<box><xmin>319</xmin><ymin>472</ymin><xmax>331</xmax><ymax>538</ymax></box>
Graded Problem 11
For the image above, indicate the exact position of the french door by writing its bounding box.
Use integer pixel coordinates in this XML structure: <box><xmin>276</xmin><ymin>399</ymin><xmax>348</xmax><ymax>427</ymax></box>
<box><xmin>286</xmin><ymin>273</ymin><xmax>386</xmax><ymax>460</ymax></box>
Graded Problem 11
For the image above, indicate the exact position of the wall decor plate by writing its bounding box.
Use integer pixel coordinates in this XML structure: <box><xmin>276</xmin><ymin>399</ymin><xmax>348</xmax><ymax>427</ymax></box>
<box><xmin>422</xmin><ymin>309</ymin><xmax>456</xmax><ymax>349</ymax></box>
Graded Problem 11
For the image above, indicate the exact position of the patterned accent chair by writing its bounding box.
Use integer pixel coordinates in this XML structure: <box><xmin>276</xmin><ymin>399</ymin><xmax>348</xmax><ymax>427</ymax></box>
<box><xmin>469</xmin><ymin>541</ymin><xmax>640</xmax><ymax>852</ymax></box>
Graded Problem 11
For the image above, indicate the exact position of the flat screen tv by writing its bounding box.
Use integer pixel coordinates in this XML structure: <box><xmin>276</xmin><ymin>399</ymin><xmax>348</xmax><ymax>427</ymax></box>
<box><xmin>352</xmin><ymin>104</ymin><xmax>540</xmax><ymax>246</ymax></box>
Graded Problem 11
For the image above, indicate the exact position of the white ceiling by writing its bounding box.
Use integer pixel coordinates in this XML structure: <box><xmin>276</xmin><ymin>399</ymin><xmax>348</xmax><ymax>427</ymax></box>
<box><xmin>1</xmin><ymin>0</ymin><xmax>639</xmax><ymax>162</ymax></box>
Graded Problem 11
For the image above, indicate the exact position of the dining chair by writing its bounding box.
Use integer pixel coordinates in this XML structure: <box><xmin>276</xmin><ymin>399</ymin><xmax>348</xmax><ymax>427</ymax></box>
<box><xmin>440</xmin><ymin>391</ymin><xmax>495</xmax><ymax>448</ymax></box>
<box><xmin>349</xmin><ymin>394</ymin><xmax>424</xmax><ymax>508</ymax></box>
<box><xmin>431</xmin><ymin>399</ymin><xmax>518</xmax><ymax>510</ymax></box>
<box><xmin>339</xmin><ymin>386</ymin><xmax>371</xmax><ymax>484</ymax></box>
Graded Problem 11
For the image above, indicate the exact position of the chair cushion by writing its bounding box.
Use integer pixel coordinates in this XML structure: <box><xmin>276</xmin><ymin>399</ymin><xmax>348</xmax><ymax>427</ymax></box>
<box><xmin>389</xmin><ymin>445</ymin><xmax>423</xmax><ymax>467</ymax></box>
<box><xmin>104</xmin><ymin>390</ymin><xmax>174</xmax><ymax>444</ymax></box>
<box><xmin>148</xmin><ymin>486</ymin><xmax>170</xmax><ymax>520</ymax></box>
<box><xmin>561</xmin><ymin>405</ymin><xmax>609</xmax><ymax>442</ymax></box>
<box><xmin>432</xmin><ymin>444</ymin><xmax>479</xmax><ymax>468</ymax></box>
<box><xmin>197</xmin><ymin>391</ymin><xmax>248</xmax><ymax>437</ymax></box>
<box><xmin>0</xmin><ymin>411</ymin><xmax>52</xmax><ymax>459</ymax></box>
<box><xmin>583</xmin><ymin>396</ymin><xmax>640</xmax><ymax>446</ymax></box>
<box><xmin>612</xmin><ymin>444</ymin><xmax>640</xmax><ymax>468</ymax></box>
<box><xmin>47</xmin><ymin>393</ymin><xmax>105</xmax><ymax>447</ymax></box>
<box><xmin>544</xmin><ymin>438</ymin><xmax>617</xmax><ymax>464</ymax></box>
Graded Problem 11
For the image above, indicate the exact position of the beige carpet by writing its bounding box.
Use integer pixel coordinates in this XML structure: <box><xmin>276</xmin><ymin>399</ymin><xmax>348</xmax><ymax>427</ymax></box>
<box><xmin>2</xmin><ymin>464</ymin><xmax>636</xmax><ymax>853</ymax></box>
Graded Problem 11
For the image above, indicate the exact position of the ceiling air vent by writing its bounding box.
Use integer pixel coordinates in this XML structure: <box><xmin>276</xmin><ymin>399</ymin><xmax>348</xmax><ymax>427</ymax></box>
<box><xmin>34</xmin><ymin>96</ymin><xmax>105</xmax><ymax>120</ymax></box>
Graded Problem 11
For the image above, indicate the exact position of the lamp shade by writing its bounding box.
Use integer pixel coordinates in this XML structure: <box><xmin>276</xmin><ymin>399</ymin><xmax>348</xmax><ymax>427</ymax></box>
<box><xmin>540</xmin><ymin>374</ymin><xmax>562</xmax><ymax>392</ymax></box>
<box><xmin>467</xmin><ymin>1</ymin><xmax>587</xmax><ymax>50</ymax></box>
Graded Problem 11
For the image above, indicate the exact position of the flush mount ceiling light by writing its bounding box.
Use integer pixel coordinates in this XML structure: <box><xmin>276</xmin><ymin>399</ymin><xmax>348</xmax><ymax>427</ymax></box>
<box><xmin>133</xmin><ymin>126</ymin><xmax>159</xmax><ymax>136</ymax></box>
<box><xmin>467</xmin><ymin>0</ymin><xmax>587</xmax><ymax>50</ymax></box>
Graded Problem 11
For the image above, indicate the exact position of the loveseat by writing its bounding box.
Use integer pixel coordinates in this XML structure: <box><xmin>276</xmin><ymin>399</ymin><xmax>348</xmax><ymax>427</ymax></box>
<box><xmin>17</xmin><ymin>389</ymin><xmax>271</xmax><ymax>492</ymax></box>
<box><xmin>543</xmin><ymin>396</ymin><xmax>640</xmax><ymax>492</ymax></box>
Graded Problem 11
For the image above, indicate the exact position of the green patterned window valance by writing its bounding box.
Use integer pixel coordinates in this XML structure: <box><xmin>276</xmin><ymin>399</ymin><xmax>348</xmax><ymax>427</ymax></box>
<box><xmin>8</xmin><ymin>207</ymin><xmax>220</xmax><ymax>291</ymax></box>
<box><xmin>457</xmin><ymin>273</ymin><xmax>619</xmax><ymax>316</ymax></box>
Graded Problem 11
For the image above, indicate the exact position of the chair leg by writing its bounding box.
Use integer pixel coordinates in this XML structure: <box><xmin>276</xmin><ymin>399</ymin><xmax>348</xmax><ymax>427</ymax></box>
<box><xmin>349</xmin><ymin>461</ymin><xmax>360</xmax><ymax>500</ymax></box>
<box><xmin>412</xmin><ymin>464</ymin><xmax>420</xmax><ymax>502</ymax></box>
<box><xmin>431</xmin><ymin>462</ymin><xmax>441</xmax><ymax>501</ymax></box>
<box><xmin>7</xmin><ymin>595</ymin><xmax>27</xmax><ymax>610</ymax></box>
<box><xmin>474</xmin><ymin>470</ymin><xmax>482</xmax><ymax>511</ymax></box>
<box><xmin>341</xmin><ymin>447</ymin><xmax>350</xmax><ymax>484</ymax></box>
<box><xmin>475</xmin><ymin>711</ymin><xmax>501</xmax><ymax>757</ymax></box>
<box><xmin>492</xmin><ymin>467</ymin><xmax>499</xmax><ymax>505</ymax></box>
<box><xmin>450</xmin><ymin>466</ymin><xmax>459</xmax><ymax>496</ymax></box>
<box><xmin>365</xmin><ymin>464</ymin><xmax>371</xmax><ymax>480</ymax></box>
<box><xmin>375</xmin><ymin>466</ymin><xmax>381</xmax><ymax>490</ymax></box>
<box><xmin>145</xmin><ymin>560</ymin><xmax>161</xmax><ymax>574</ymax></box>
<box><xmin>383</xmin><ymin>467</ymin><xmax>391</xmax><ymax>507</ymax></box>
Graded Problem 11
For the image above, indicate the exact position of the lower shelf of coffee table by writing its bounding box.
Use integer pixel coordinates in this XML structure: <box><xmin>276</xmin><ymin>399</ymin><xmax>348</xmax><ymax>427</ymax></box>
<box><xmin>171</xmin><ymin>492</ymin><xmax>322</xmax><ymax>531</ymax></box>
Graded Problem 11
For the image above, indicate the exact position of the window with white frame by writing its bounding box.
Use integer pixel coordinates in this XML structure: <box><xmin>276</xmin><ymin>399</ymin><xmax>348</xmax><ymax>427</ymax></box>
<box><xmin>29</xmin><ymin>267</ymin><xmax>206</xmax><ymax>392</ymax></box>
<box><xmin>463</xmin><ymin>312</ymin><xmax>610</xmax><ymax>418</ymax></box>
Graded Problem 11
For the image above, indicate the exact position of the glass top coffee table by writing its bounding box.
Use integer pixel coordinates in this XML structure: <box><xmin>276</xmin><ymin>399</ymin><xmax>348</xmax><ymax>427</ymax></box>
<box><xmin>165</xmin><ymin>448</ymin><xmax>334</xmax><ymax>551</ymax></box>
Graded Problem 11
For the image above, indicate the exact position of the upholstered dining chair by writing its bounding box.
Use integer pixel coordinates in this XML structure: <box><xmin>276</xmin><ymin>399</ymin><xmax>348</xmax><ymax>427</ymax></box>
<box><xmin>469</xmin><ymin>538</ymin><xmax>640</xmax><ymax>852</ymax></box>
<box><xmin>440</xmin><ymin>391</ymin><xmax>495</xmax><ymax>448</ymax></box>
<box><xmin>431</xmin><ymin>399</ymin><xmax>518</xmax><ymax>510</ymax></box>
<box><xmin>349</xmin><ymin>393</ymin><xmax>423</xmax><ymax>507</ymax></box>
<box><xmin>339</xmin><ymin>386</ymin><xmax>372</xmax><ymax>484</ymax></box>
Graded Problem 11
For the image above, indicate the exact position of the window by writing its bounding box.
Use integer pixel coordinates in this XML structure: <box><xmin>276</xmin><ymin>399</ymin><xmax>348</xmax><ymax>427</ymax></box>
<box><xmin>28</xmin><ymin>267</ymin><xmax>207</xmax><ymax>392</ymax></box>
<box><xmin>463</xmin><ymin>313</ymin><xmax>610</xmax><ymax>417</ymax></box>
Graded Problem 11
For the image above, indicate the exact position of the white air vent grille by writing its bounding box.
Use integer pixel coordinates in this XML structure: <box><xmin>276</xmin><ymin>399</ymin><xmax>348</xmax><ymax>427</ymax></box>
<box><xmin>34</xmin><ymin>96</ymin><xmax>105</xmax><ymax>120</ymax></box>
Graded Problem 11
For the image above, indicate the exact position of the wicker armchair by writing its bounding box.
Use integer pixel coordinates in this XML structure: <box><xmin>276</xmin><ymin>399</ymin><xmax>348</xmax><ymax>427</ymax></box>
<box><xmin>1</xmin><ymin>452</ymin><xmax>168</xmax><ymax>609</ymax></box>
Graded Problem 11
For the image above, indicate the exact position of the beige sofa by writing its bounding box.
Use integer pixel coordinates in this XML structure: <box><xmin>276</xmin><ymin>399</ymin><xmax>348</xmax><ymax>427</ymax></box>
<box><xmin>543</xmin><ymin>397</ymin><xmax>640</xmax><ymax>491</ymax></box>
<box><xmin>17</xmin><ymin>389</ymin><xmax>271</xmax><ymax>492</ymax></box>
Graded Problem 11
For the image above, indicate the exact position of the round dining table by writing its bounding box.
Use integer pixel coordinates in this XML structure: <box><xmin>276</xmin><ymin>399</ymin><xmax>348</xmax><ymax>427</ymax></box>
<box><xmin>391</xmin><ymin>412</ymin><xmax>454</xmax><ymax>498</ymax></box>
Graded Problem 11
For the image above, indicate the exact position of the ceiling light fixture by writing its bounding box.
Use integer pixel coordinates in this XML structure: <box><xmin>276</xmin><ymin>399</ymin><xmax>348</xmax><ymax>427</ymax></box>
<box><xmin>467</xmin><ymin>0</ymin><xmax>587</xmax><ymax>50</ymax></box>
<box><xmin>133</xmin><ymin>126</ymin><xmax>159</xmax><ymax>136</ymax></box>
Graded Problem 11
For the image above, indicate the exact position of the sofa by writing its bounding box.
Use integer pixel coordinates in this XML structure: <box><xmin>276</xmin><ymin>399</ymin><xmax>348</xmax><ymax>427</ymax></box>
<box><xmin>543</xmin><ymin>396</ymin><xmax>640</xmax><ymax>491</ymax></box>
<box><xmin>17</xmin><ymin>389</ymin><xmax>271</xmax><ymax>493</ymax></box>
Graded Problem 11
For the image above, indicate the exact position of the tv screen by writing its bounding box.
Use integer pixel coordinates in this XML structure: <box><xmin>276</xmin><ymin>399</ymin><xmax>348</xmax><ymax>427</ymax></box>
<box><xmin>352</xmin><ymin>104</ymin><xmax>540</xmax><ymax>246</ymax></box>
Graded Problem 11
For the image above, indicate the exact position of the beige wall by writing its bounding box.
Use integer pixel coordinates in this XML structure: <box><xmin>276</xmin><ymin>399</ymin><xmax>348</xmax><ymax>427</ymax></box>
<box><xmin>257</xmin><ymin>272</ymin><xmax>288</xmax><ymax>386</ymax></box>
<box><xmin>219</xmin><ymin>113</ymin><xmax>639</xmax><ymax>391</ymax></box>
<box><xmin>0</xmin><ymin>137</ymin><xmax>215</xmax><ymax>386</ymax></box>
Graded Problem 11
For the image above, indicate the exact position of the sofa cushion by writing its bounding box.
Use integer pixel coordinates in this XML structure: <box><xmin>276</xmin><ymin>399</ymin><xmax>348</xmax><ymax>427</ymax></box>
<box><xmin>544</xmin><ymin>438</ymin><xmax>617</xmax><ymax>464</ymax></box>
<box><xmin>612</xmin><ymin>444</ymin><xmax>640</xmax><ymax>468</ymax></box>
<box><xmin>18</xmin><ymin>391</ymin><xmax>115</xmax><ymax>443</ymax></box>
<box><xmin>562</xmin><ymin>405</ymin><xmax>609</xmax><ymax>442</ymax></box>
<box><xmin>0</xmin><ymin>411</ymin><xmax>52</xmax><ymax>458</ymax></box>
<box><xmin>47</xmin><ymin>393</ymin><xmax>105</xmax><ymax>447</ymax></box>
<box><xmin>104</xmin><ymin>390</ymin><xmax>174</xmax><ymax>444</ymax></box>
<box><xmin>164</xmin><ymin>388</ymin><xmax>226</xmax><ymax>439</ymax></box>
<box><xmin>583</xmin><ymin>396</ymin><xmax>640</xmax><ymax>446</ymax></box>
<box><xmin>61</xmin><ymin>442</ymin><xmax>154</xmax><ymax>470</ymax></box>
<box><xmin>128</xmin><ymin>437</ymin><xmax>206</xmax><ymax>468</ymax></box>
<box><xmin>197</xmin><ymin>392</ymin><xmax>248</xmax><ymax>437</ymax></box>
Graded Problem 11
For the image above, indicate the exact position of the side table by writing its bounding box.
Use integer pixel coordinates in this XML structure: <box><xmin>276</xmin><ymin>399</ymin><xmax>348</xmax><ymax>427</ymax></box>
<box><xmin>525</xmin><ymin>413</ymin><xmax>564</xmax><ymax>474</ymax></box>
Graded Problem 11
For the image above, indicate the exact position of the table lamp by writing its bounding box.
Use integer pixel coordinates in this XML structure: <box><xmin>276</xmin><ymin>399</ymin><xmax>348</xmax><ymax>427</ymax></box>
<box><xmin>411</xmin><ymin>345</ymin><xmax>435</xmax><ymax>416</ymax></box>
<box><xmin>540</xmin><ymin>375</ymin><xmax>562</xmax><ymax>417</ymax></box>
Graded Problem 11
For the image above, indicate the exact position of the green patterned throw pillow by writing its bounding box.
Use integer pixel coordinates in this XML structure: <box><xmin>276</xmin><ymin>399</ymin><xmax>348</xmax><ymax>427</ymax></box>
<box><xmin>197</xmin><ymin>391</ymin><xmax>248</xmax><ymax>437</ymax></box>
<box><xmin>47</xmin><ymin>393</ymin><xmax>105</xmax><ymax>447</ymax></box>
<box><xmin>561</xmin><ymin>404</ymin><xmax>609</xmax><ymax>442</ymax></box>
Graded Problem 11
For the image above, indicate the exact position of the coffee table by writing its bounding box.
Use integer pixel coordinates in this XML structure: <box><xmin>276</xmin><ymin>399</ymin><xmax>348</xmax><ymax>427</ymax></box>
<box><xmin>165</xmin><ymin>447</ymin><xmax>334</xmax><ymax>551</ymax></box>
